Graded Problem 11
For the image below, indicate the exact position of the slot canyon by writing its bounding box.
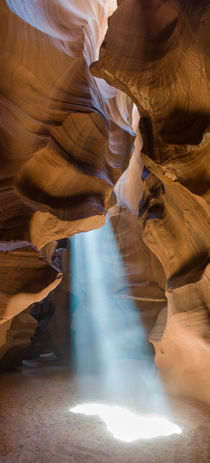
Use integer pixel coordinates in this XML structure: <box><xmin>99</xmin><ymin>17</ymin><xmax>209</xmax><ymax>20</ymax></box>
<box><xmin>0</xmin><ymin>1</ymin><xmax>209</xmax><ymax>462</ymax></box>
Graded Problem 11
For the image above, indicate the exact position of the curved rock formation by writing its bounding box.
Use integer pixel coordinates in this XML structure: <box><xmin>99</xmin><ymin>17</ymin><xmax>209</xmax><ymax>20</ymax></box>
<box><xmin>92</xmin><ymin>0</ymin><xmax>210</xmax><ymax>403</ymax></box>
<box><xmin>0</xmin><ymin>0</ymin><xmax>134</xmax><ymax>341</ymax></box>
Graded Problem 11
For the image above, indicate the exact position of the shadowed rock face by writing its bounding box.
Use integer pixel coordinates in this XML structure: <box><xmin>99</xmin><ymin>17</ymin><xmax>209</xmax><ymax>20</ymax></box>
<box><xmin>0</xmin><ymin>0</ymin><xmax>210</xmax><ymax>403</ymax></box>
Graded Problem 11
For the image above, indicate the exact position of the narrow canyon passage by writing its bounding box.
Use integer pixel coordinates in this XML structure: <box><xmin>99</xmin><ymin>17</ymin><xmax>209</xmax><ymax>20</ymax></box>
<box><xmin>0</xmin><ymin>1</ymin><xmax>210</xmax><ymax>461</ymax></box>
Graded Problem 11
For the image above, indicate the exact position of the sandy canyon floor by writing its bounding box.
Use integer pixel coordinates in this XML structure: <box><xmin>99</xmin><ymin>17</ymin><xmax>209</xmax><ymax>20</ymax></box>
<box><xmin>0</xmin><ymin>362</ymin><xmax>210</xmax><ymax>463</ymax></box>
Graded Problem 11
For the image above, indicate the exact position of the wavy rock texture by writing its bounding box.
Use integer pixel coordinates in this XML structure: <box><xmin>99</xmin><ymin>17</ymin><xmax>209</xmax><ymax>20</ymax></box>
<box><xmin>0</xmin><ymin>246</ymin><xmax>62</xmax><ymax>362</ymax></box>
<box><xmin>0</xmin><ymin>0</ymin><xmax>134</xmax><ymax>348</ymax></box>
<box><xmin>1</xmin><ymin>0</ymin><xmax>134</xmax><ymax>249</ymax></box>
<box><xmin>92</xmin><ymin>0</ymin><xmax>210</xmax><ymax>403</ymax></box>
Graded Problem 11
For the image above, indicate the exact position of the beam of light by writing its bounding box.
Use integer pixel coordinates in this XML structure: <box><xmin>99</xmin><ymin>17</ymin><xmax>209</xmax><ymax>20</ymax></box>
<box><xmin>70</xmin><ymin>403</ymin><xmax>182</xmax><ymax>442</ymax></box>
<box><xmin>70</xmin><ymin>217</ymin><xmax>169</xmax><ymax>416</ymax></box>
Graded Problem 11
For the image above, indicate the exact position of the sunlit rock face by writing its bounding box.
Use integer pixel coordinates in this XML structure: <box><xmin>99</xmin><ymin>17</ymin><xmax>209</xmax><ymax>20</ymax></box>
<box><xmin>1</xmin><ymin>0</ymin><xmax>134</xmax><ymax>252</ymax></box>
<box><xmin>92</xmin><ymin>0</ymin><xmax>210</xmax><ymax>403</ymax></box>
<box><xmin>0</xmin><ymin>0</ymin><xmax>134</xmax><ymax>349</ymax></box>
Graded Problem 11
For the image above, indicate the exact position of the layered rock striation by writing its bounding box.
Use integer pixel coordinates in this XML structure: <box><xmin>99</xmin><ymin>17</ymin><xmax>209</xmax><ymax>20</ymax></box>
<box><xmin>0</xmin><ymin>0</ymin><xmax>134</xmax><ymax>347</ymax></box>
<box><xmin>92</xmin><ymin>0</ymin><xmax>210</xmax><ymax>403</ymax></box>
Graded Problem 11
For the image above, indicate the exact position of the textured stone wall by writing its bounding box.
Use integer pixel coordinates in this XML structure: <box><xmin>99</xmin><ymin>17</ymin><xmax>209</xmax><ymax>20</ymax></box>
<box><xmin>0</xmin><ymin>0</ymin><xmax>133</xmax><ymax>334</ymax></box>
<box><xmin>92</xmin><ymin>0</ymin><xmax>210</xmax><ymax>403</ymax></box>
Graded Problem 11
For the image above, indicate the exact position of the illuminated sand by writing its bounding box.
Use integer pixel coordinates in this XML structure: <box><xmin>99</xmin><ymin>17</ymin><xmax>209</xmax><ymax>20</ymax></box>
<box><xmin>70</xmin><ymin>403</ymin><xmax>182</xmax><ymax>442</ymax></box>
<box><xmin>0</xmin><ymin>365</ymin><xmax>209</xmax><ymax>463</ymax></box>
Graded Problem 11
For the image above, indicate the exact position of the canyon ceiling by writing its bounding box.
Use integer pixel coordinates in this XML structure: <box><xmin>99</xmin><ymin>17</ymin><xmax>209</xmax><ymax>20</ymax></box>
<box><xmin>0</xmin><ymin>0</ymin><xmax>209</xmax><ymax>404</ymax></box>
